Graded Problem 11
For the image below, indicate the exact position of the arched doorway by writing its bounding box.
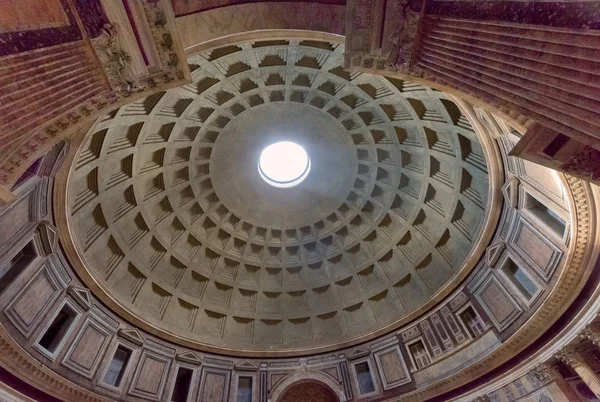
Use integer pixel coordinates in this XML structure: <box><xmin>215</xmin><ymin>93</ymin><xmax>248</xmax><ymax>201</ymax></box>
<box><xmin>278</xmin><ymin>381</ymin><xmax>340</xmax><ymax>402</ymax></box>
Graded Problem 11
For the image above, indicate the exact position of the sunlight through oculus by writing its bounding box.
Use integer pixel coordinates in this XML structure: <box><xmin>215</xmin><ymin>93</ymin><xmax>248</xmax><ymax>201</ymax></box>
<box><xmin>258</xmin><ymin>142</ymin><xmax>311</xmax><ymax>188</ymax></box>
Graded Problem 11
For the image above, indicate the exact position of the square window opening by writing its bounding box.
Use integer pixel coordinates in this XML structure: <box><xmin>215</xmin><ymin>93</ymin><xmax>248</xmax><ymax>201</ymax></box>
<box><xmin>171</xmin><ymin>367</ymin><xmax>193</xmax><ymax>402</ymax></box>
<box><xmin>355</xmin><ymin>362</ymin><xmax>375</xmax><ymax>394</ymax></box>
<box><xmin>103</xmin><ymin>345</ymin><xmax>132</xmax><ymax>387</ymax></box>
<box><xmin>0</xmin><ymin>240</ymin><xmax>37</xmax><ymax>293</ymax></box>
<box><xmin>408</xmin><ymin>340</ymin><xmax>430</xmax><ymax>370</ymax></box>
<box><xmin>237</xmin><ymin>376</ymin><xmax>253</xmax><ymax>402</ymax></box>
<box><xmin>37</xmin><ymin>303</ymin><xmax>77</xmax><ymax>354</ymax></box>
<box><xmin>502</xmin><ymin>258</ymin><xmax>538</xmax><ymax>300</ymax></box>
<box><xmin>524</xmin><ymin>193</ymin><xmax>566</xmax><ymax>236</ymax></box>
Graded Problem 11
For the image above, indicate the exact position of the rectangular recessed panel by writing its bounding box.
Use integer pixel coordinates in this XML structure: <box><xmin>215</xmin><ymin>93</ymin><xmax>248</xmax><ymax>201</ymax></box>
<box><xmin>61</xmin><ymin>318</ymin><xmax>111</xmax><ymax>378</ymax></box>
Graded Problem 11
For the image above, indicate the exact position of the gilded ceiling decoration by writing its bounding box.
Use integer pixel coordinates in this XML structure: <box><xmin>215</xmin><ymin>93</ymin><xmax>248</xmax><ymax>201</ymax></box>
<box><xmin>64</xmin><ymin>39</ymin><xmax>494</xmax><ymax>354</ymax></box>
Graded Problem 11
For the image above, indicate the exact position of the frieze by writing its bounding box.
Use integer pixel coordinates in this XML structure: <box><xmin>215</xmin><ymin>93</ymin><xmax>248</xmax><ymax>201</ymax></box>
<box><xmin>344</xmin><ymin>0</ymin><xmax>425</xmax><ymax>74</ymax></box>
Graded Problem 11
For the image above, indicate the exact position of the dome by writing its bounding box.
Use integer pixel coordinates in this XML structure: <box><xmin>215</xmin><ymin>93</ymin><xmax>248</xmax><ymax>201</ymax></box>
<box><xmin>63</xmin><ymin>39</ymin><xmax>498</xmax><ymax>355</ymax></box>
<box><xmin>2</xmin><ymin>1</ymin><xmax>600</xmax><ymax>401</ymax></box>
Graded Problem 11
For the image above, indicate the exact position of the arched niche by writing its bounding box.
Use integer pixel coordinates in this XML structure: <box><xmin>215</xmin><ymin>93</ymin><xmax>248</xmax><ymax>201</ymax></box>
<box><xmin>270</xmin><ymin>371</ymin><xmax>346</xmax><ymax>402</ymax></box>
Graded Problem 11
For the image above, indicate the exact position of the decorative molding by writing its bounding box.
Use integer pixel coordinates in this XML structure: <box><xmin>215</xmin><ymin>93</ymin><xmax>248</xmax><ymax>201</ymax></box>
<box><xmin>347</xmin><ymin>347</ymin><xmax>370</xmax><ymax>360</ymax></box>
<box><xmin>67</xmin><ymin>285</ymin><xmax>93</xmax><ymax>311</ymax></box>
<box><xmin>555</xmin><ymin>345</ymin><xmax>585</xmax><ymax>368</ymax></box>
<box><xmin>580</xmin><ymin>322</ymin><xmax>600</xmax><ymax>346</ymax></box>
<box><xmin>89</xmin><ymin>24</ymin><xmax>146</xmax><ymax>95</ymax></box>
<box><xmin>269</xmin><ymin>371</ymin><xmax>347</xmax><ymax>402</ymax></box>
<box><xmin>176</xmin><ymin>351</ymin><xmax>202</xmax><ymax>365</ymax></box>
<box><xmin>485</xmin><ymin>242</ymin><xmax>505</xmax><ymax>268</ymax></box>
<box><xmin>37</xmin><ymin>221</ymin><xmax>59</xmax><ymax>255</ymax></box>
<box><xmin>235</xmin><ymin>360</ymin><xmax>259</xmax><ymax>371</ymax></box>
<box><xmin>128</xmin><ymin>348</ymin><xmax>172</xmax><ymax>400</ymax></box>
<box><xmin>117</xmin><ymin>328</ymin><xmax>145</xmax><ymax>347</ymax></box>
<box><xmin>502</xmin><ymin>177</ymin><xmax>520</xmax><ymax>209</ymax></box>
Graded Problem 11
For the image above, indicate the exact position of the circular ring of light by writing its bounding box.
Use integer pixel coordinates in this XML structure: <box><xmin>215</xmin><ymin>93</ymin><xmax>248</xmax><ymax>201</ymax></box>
<box><xmin>258</xmin><ymin>141</ymin><xmax>311</xmax><ymax>188</ymax></box>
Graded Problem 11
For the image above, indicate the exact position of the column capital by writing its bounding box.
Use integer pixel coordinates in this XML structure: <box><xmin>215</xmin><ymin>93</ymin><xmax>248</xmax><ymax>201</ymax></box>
<box><xmin>531</xmin><ymin>363</ymin><xmax>560</xmax><ymax>383</ymax></box>
<box><xmin>556</xmin><ymin>345</ymin><xmax>585</xmax><ymax>368</ymax></box>
<box><xmin>580</xmin><ymin>322</ymin><xmax>600</xmax><ymax>346</ymax></box>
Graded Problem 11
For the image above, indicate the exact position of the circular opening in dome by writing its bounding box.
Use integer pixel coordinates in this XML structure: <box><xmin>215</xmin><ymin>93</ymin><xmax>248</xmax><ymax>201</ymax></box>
<box><xmin>258</xmin><ymin>141</ymin><xmax>311</xmax><ymax>188</ymax></box>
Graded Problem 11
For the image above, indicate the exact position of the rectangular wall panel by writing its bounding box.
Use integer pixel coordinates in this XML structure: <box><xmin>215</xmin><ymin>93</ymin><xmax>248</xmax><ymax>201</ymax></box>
<box><xmin>474</xmin><ymin>274</ymin><xmax>522</xmax><ymax>331</ymax></box>
<box><xmin>199</xmin><ymin>368</ymin><xmax>230</xmax><ymax>402</ymax></box>
<box><xmin>0</xmin><ymin>184</ymin><xmax>43</xmax><ymax>257</ymax></box>
<box><xmin>373</xmin><ymin>345</ymin><xmax>411</xmax><ymax>390</ymax></box>
<box><xmin>4</xmin><ymin>264</ymin><xmax>62</xmax><ymax>336</ymax></box>
<box><xmin>61</xmin><ymin>317</ymin><xmax>113</xmax><ymax>378</ymax></box>
<box><xmin>509</xmin><ymin>217</ymin><xmax>562</xmax><ymax>281</ymax></box>
<box><xmin>128</xmin><ymin>350</ymin><xmax>172</xmax><ymax>400</ymax></box>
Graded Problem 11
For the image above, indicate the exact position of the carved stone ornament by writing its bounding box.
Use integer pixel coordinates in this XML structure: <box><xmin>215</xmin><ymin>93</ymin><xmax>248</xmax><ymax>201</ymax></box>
<box><xmin>235</xmin><ymin>361</ymin><xmax>259</xmax><ymax>371</ymax></box>
<box><xmin>580</xmin><ymin>322</ymin><xmax>600</xmax><ymax>346</ymax></box>
<box><xmin>485</xmin><ymin>241</ymin><xmax>505</xmax><ymax>268</ymax></box>
<box><xmin>67</xmin><ymin>285</ymin><xmax>92</xmax><ymax>311</ymax></box>
<box><xmin>474</xmin><ymin>107</ymin><xmax>504</xmax><ymax>139</ymax></box>
<box><xmin>347</xmin><ymin>347</ymin><xmax>370</xmax><ymax>360</ymax></box>
<box><xmin>501</xmin><ymin>177</ymin><xmax>520</xmax><ymax>209</ymax></box>
<box><xmin>176</xmin><ymin>351</ymin><xmax>202</xmax><ymax>365</ymax></box>
<box><xmin>530</xmin><ymin>363</ymin><xmax>555</xmax><ymax>383</ymax></box>
<box><xmin>344</xmin><ymin>0</ymin><xmax>424</xmax><ymax>74</ymax></box>
<box><xmin>562</xmin><ymin>146</ymin><xmax>600</xmax><ymax>182</ymax></box>
<box><xmin>38</xmin><ymin>220</ymin><xmax>59</xmax><ymax>255</ymax></box>
<box><xmin>556</xmin><ymin>345</ymin><xmax>585</xmax><ymax>368</ymax></box>
<box><xmin>385</xmin><ymin>0</ymin><xmax>424</xmax><ymax>74</ymax></box>
<box><xmin>90</xmin><ymin>23</ymin><xmax>146</xmax><ymax>95</ymax></box>
<box><xmin>117</xmin><ymin>328</ymin><xmax>145</xmax><ymax>347</ymax></box>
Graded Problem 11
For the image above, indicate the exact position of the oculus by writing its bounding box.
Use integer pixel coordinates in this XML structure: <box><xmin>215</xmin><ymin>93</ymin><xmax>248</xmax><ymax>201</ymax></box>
<box><xmin>258</xmin><ymin>141</ymin><xmax>311</xmax><ymax>188</ymax></box>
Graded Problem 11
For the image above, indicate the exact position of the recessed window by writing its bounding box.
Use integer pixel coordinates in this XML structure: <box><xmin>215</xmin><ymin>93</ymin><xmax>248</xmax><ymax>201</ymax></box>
<box><xmin>459</xmin><ymin>306</ymin><xmax>485</xmax><ymax>338</ymax></box>
<box><xmin>37</xmin><ymin>303</ymin><xmax>77</xmax><ymax>354</ymax></box>
<box><xmin>171</xmin><ymin>367</ymin><xmax>193</xmax><ymax>402</ymax></box>
<box><xmin>502</xmin><ymin>257</ymin><xmax>538</xmax><ymax>301</ymax></box>
<box><xmin>542</xmin><ymin>134</ymin><xmax>570</xmax><ymax>158</ymax></box>
<box><xmin>524</xmin><ymin>192</ymin><xmax>566</xmax><ymax>236</ymax></box>
<box><xmin>236</xmin><ymin>376</ymin><xmax>253</xmax><ymax>402</ymax></box>
<box><xmin>103</xmin><ymin>345</ymin><xmax>132</xmax><ymax>387</ymax></box>
<box><xmin>258</xmin><ymin>141</ymin><xmax>310</xmax><ymax>188</ymax></box>
<box><xmin>355</xmin><ymin>362</ymin><xmax>375</xmax><ymax>394</ymax></box>
<box><xmin>0</xmin><ymin>240</ymin><xmax>37</xmax><ymax>294</ymax></box>
<box><xmin>408</xmin><ymin>340</ymin><xmax>430</xmax><ymax>370</ymax></box>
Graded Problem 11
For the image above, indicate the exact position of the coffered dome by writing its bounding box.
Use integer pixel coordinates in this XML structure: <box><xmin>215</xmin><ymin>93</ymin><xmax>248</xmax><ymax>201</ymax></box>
<box><xmin>64</xmin><ymin>38</ymin><xmax>498</xmax><ymax>355</ymax></box>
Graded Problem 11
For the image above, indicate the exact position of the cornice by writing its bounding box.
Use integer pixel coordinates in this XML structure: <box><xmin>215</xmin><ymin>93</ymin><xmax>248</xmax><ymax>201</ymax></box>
<box><xmin>0</xmin><ymin>325</ymin><xmax>112</xmax><ymax>402</ymax></box>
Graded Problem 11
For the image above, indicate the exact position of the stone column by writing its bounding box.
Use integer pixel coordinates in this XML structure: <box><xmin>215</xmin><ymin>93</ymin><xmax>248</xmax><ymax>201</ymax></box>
<box><xmin>533</xmin><ymin>362</ymin><xmax>582</xmax><ymax>402</ymax></box>
<box><xmin>557</xmin><ymin>346</ymin><xmax>600</xmax><ymax>399</ymax></box>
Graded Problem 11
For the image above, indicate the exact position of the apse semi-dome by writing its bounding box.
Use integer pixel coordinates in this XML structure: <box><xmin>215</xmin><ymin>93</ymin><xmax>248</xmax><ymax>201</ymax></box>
<box><xmin>63</xmin><ymin>38</ymin><xmax>499</xmax><ymax>355</ymax></box>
